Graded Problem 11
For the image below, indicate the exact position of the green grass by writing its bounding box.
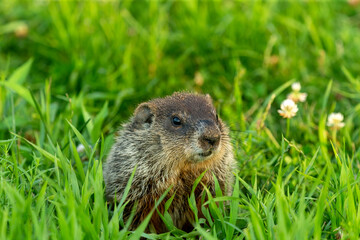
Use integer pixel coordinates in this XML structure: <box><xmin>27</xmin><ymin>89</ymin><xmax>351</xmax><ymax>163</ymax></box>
<box><xmin>1</xmin><ymin>0</ymin><xmax>360</xmax><ymax>239</ymax></box>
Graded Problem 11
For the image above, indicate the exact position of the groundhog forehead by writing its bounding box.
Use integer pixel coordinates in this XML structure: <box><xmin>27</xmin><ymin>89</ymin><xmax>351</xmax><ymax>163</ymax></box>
<box><xmin>149</xmin><ymin>93</ymin><xmax>216</xmax><ymax>120</ymax></box>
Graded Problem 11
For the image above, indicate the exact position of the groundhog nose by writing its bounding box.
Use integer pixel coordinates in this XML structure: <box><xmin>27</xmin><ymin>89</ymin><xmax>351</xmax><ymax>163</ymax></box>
<box><xmin>199</xmin><ymin>134</ymin><xmax>220</xmax><ymax>151</ymax></box>
<box><xmin>202</xmin><ymin>135</ymin><xmax>220</xmax><ymax>147</ymax></box>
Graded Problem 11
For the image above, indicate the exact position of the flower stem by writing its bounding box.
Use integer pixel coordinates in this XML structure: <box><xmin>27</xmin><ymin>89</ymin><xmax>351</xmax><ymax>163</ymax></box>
<box><xmin>286</xmin><ymin>118</ymin><xmax>290</xmax><ymax>138</ymax></box>
<box><xmin>331</xmin><ymin>129</ymin><xmax>337</xmax><ymax>146</ymax></box>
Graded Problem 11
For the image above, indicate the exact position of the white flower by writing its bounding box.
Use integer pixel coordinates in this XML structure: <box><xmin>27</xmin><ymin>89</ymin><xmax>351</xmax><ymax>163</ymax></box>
<box><xmin>15</xmin><ymin>23</ymin><xmax>28</xmax><ymax>38</ymax></box>
<box><xmin>278</xmin><ymin>99</ymin><xmax>298</xmax><ymax>118</ymax></box>
<box><xmin>287</xmin><ymin>92</ymin><xmax>308</xmax><ymax>103</ymax></box>
<box><xmin>327</xmin><ymin>113</ymin><xmax>345</xmax><ymax>130</ymax></box>
<box><xmin>287</xmin><ymin>82</ymin><xmax>307</xmax><ymax>103</ymax></box>
<box><xmin>298</xmin><ymin>92</ymin><xmax>307</xmax><ymax>102</ymax></box>
<box><xmin>76</xmin><ymin>144</ymin><xmax>86</xmax><ymax>154</ymax></box>
<box><xmin>291</xmin><ymin>82</ymin><xmax>301</xmax><ymax>92</ymax></box>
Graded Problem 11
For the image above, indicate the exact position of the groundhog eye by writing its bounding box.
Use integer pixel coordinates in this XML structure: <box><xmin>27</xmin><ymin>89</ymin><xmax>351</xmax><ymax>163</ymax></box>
<box><xmin>216</xmin><ymin>114</ymin><xmax>219</xmax><ymax>122</ymax></box>
<box><xmin>172</xmin><ymin>116</ymin><xmax>182</xmax><ymax>126</ymax></box>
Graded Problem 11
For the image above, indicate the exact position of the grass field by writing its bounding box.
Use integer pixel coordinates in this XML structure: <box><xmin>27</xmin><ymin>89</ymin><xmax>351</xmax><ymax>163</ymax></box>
<box><xmin>1</xmin><ymin>1</ymin><xmax>360</xmax><ymax>239</ymax></box>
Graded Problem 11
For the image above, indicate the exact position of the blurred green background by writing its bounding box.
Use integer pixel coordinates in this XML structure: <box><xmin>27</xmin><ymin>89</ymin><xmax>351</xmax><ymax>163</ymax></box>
<box><xmin>2</xmin><ymin>0</ymin><xmax>360</xmax><ymax>175</ymax></box>
<box><xmin>1</xmin><ymin>1</ymin><xmax>359</xmax><ymax>128</ymax></box>
<box><xmin>1</xmin><ymin>0</ymin><xmax>360</xmax><ymax>180</ymax></box>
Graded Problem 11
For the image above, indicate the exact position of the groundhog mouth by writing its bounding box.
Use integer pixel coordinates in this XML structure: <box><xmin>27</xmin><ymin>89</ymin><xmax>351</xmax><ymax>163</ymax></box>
<box><xmin>198</xmin><ymin>150</ymin><xmax>212</xmax><ymax>157</ymax></box>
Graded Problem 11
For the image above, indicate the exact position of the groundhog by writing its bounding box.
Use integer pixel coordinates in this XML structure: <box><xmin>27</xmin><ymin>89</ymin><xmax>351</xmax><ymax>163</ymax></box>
<box><xmin>103</xmin><ymin>92</ymin><xmax>235</xmax><ymax>233</ymax></box>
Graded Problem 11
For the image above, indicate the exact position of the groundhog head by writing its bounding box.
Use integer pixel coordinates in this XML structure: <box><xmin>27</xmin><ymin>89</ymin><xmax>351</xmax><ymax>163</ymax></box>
<box><xmin>129</xmin><ymin>92</ymin><xmax>229</xmax><ymax>165</ymax></box>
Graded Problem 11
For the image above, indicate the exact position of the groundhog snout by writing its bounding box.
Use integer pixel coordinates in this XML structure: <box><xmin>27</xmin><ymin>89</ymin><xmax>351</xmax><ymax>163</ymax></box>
<box><xmin>198</xmin><ymin>120</ymin><xmax>221</xmax><ymax>152</ymax></box>
<box><xmin>199</xmin><ymin>134</ymin><xmax>220</xmax><ymax>150</ymax></box>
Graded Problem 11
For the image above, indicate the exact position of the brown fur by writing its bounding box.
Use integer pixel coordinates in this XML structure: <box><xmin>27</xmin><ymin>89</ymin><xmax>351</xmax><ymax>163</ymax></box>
<box><xmin>103</xmin><ymin>92</ymin><xmax>235</xmax><ymax>232</ymax></box>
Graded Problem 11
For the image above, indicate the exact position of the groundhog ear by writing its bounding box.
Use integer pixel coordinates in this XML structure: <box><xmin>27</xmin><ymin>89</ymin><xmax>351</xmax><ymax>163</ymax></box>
<box><xmin>131</xmin><ymin>104</ymin><xmax>154</xmax><ymax>130</ymax></box>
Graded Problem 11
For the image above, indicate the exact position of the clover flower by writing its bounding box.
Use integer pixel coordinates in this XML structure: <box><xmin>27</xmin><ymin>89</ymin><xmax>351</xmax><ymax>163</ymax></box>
<box><xmin>291</xmin><ymin>82</ymin><xmax>301</xmax><ymax>92</ymax></box>
<box><xmin>76</xmin><ymin>144</ymin><xmax>86</xmax><ymax>154</ymax></box>
<box><xmin>287</xmin><ymin>82</ymin><xmax>307</xmax><ymax>103</ymax></box>
<box><xmin>15</xmin><ymin>23</ymin><xmax>28</xmax><ymax>38</ymax></box>
<box><xmin>278</xmin><ymin>99</ymin><xmax>298</xmax><ymax>119</ymax></box>
<box><xmin>287</xmin><ymin>92</ymin><xmax>307</xmax><ymax>103</ymax></box>
<box><xmin>327</xmin><ymin>113</ymin><xmax>345</xmax><ymax>130</ymax></box>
